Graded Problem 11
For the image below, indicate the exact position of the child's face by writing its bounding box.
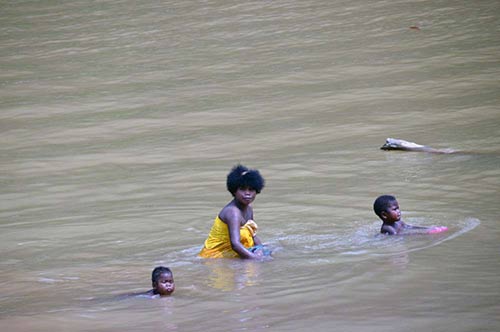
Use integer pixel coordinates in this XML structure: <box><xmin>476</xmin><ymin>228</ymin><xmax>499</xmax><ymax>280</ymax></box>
<box><xmin>234</xmin><ymin>186</ymin><xmax>256</xmax><ymax>205</ymax></box>
<box><xmin>153</xmin><ymin>272</ymin><xmax>175</xmax><ymax>296</ymax></box>
<box><xmin>382</xmin><ymin>200</ymin><xmax>401</xmax><ymax>223</ymax></box>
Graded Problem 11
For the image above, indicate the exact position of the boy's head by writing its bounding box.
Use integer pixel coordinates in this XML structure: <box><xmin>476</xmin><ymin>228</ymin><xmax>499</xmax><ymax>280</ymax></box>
<box><xmin>226</xmin><ymin>164</ymin><xmax>265</xmax><ymax>196</ymax></box>
<box><xmin>151</xmin><ymin>266</ymin><xmax>175</xmax><ymax>296</ymax></box>
<box><xmin>373</xmin><ymin>195</ymin><xmax>398</xmax><ymax>219</ymax></box>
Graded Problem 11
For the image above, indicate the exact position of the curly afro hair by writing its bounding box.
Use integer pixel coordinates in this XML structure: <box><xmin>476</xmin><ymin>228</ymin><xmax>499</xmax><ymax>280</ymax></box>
<box><xmin>226</xmin><ymin>164</ymin><xmax>265</xmax><ymax>196</ymax></box>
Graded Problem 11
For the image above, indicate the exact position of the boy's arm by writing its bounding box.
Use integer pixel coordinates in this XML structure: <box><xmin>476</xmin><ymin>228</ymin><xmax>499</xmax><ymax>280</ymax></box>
<box><xmin>403</xmin><ymin>223</ymin><xmax>448</xmax><ymax>234</ymax></box>
<box><xmin>403</xmin><ymin>223</ymin><xmax>430</xmax><ymax>230</ymax></box>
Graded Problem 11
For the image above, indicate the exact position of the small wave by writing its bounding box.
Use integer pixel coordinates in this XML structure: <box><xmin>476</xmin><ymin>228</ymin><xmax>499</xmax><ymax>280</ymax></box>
<box><xmin>367</xmin><ymin>217</ymin><xmax>480</xmax><ymax>256</ymax></box>
<box><xmin>159</xmin><ymin>218</ymin><xmax>479</xmax><ymax>265</ymax></box>
<box><xmin>262</xmin><ymin>218</ymin><xmax>480</xmax><ymax>260</ymax></box>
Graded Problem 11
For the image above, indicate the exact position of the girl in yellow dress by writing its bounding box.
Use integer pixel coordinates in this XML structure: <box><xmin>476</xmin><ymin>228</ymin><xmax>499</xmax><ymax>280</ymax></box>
<box><xmin>199</xmin><ymin>164</ymin><xmax>266</xmax><ymax>259</ymax></box>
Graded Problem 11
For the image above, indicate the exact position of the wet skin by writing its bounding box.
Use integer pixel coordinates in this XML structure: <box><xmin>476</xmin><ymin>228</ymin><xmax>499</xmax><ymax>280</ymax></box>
<box><xmin>153</xmin><ymin>272</ymin><xmax>175</xmax><ymax>296</ymax></box>
<box><xmin>380</xmin><ymin>201</ymin><xmax>405</xmax><ymax>235</ymax></box>
<box><xmin>234</xmin><ymin>186</ymin><xmax>256</xmax><ymax>207</ymax></box>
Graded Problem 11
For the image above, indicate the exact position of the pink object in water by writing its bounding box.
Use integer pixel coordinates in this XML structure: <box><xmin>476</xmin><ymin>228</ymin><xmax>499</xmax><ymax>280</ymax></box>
<box><xmin>427</xmin><ymin>226</ymin><xmax>448</xmax><ymax>234</ymax></box>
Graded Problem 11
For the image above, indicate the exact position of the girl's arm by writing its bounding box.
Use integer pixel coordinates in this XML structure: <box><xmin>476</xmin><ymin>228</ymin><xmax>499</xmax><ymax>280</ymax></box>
<box><xmin>248</xmin><ymin>208</ymin><xmax>263</xmax><ymax>245</ymax></box>
<box><xmin>253</xmin><ymin>235</ymin><xmax>262</xmax><ymax>245</ymax></box>
<box><xmin>224</xmin><ymin>209</ymin><xmax>260</xmax><ymax>259</ymax></box>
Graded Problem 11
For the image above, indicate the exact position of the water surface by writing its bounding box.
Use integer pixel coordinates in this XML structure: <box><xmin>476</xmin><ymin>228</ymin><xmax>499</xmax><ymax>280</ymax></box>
<box><xmin>1</xmin><ymin>1</ymin><xmax>500</xmax><ymax>331</ymax></box>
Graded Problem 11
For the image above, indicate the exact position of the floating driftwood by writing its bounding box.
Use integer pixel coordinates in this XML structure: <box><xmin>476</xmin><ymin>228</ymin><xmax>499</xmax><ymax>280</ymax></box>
<box><xmin>380</xmin><ymin>138</ymin><xmax>456</xmax><ymax>154</ymax></box>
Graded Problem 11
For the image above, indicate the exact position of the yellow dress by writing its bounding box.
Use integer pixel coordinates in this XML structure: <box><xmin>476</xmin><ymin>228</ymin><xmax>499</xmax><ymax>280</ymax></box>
<box><xmin>199</xmin><ymin>216</ymin><xmax>258</xmax><ymax>258</ymax></box>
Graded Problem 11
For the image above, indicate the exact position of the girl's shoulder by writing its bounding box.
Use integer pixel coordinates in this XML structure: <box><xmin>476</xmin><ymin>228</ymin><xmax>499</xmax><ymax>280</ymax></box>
<box><xmin>219</xmin><ymin>203</ymin><xmax>239</xmax><ymax>218</ymax></box>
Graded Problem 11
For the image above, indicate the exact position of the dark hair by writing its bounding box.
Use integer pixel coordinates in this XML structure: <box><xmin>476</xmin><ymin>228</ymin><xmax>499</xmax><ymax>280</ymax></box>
<box><xmin>226</xmin><ymin>164</ymin><xmax>265</xmax><ymax>196</ymax></box>
<box><xmin>151</xmin><ymin>266</ymin><xmax>173</xmax><ymax>284</ymax></box>
<box><xmin>373</xmin><ymin>195</ymin><xmax>397</xmax><ymax>218</ymax></box>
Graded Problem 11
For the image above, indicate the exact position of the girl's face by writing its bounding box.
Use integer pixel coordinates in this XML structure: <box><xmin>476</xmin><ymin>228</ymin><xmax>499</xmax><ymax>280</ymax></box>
<box><xmin>382</xmin><ymin>201</ymin><xmax>401</xmax><ymax>223</ymax></box>
<box><xmin>234</xmin><ymin>186</ymin><xmax>256</xmax><ymax>206</ymax></box>
<box><xmin>153</xmin><ymin>273</ymin><xmax>175</xmax><ymax>296</ymax></box>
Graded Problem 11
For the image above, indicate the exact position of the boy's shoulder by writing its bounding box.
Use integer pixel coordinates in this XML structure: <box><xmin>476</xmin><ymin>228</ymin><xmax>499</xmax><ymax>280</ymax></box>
<box><xmin>134</xmin><ymin>289</ymin><xmax>157</xmax><ymax>298</ymax></box>
<box><xmin>381</xmin><ymin>223</ymin><xmax>397</xmax><ymax>235</ymax></box>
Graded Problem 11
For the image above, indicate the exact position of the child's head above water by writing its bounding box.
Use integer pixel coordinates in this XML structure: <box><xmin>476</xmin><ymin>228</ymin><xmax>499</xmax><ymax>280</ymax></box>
<box><xmin>151</xmin><ymin>266</ymin><xmax>175</xmax><ymax>296</ymax></box>
<box><xmin>226</xmin><ymin>164</ymin><xmax>265</xmax><ymax>196</ymax></box>
<box><xmin>374</xmin><ymin>195</ymin><xmax>448</xmax><ymax>235</ymax></box>
<box><xmin>373</xmin><ymin>195</ymin><xmax>399</xmax><ymax>221</ymax></box>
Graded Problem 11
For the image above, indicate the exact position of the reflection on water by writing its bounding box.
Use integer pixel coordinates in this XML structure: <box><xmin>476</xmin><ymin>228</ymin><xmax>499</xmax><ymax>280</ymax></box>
<box><xmin>203</xmin><ymin>259</ymin><xmax>263</xmax><ymax>292</ymax></box>
<box><xmin>1</xmin><ymin>0</ymin><xmax>500</xmax><ymax>331</ymax></box>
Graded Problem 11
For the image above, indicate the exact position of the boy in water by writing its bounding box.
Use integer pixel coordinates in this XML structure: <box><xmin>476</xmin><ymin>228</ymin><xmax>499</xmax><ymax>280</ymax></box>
<box><xmin>373</xmin><ymin>195</ymin><xmax>447</xmax><ymax>235</ymax></box>
<box><xmin>142</xmin><ymin>266</ymin><xmax>175</xmax><ymax>297</ymax></box>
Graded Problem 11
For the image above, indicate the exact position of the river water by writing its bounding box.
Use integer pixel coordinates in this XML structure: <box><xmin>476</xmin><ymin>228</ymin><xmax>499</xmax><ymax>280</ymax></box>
<box><xmin>1</xmin><ymin>1</ymin><xmax>499</xmax><ymax>331</ymax></box>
